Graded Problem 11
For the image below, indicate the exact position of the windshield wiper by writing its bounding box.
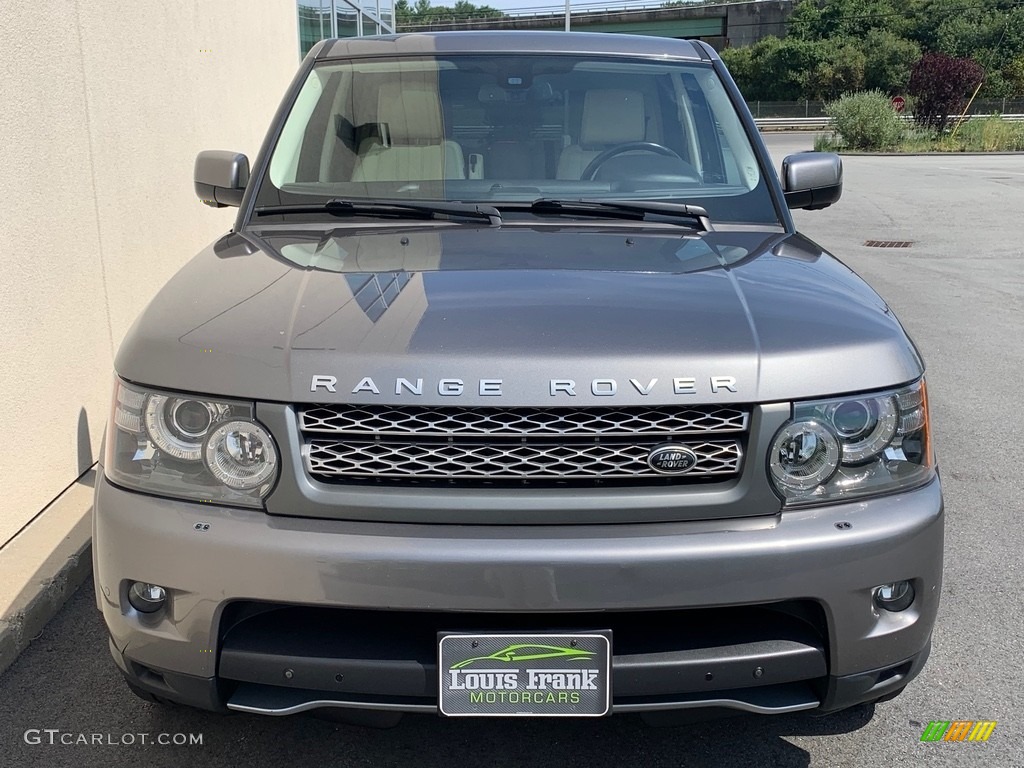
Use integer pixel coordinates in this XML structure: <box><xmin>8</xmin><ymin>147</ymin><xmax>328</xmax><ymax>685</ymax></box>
<box><xmin>508</xmin><ymin>199</ymin><xmax>712</xmax><ymax>232</ymax></box>
<box><xmin>254</xmin><ymin>198</ymin><xmax>502</xmax><ymax>227</ymax></box>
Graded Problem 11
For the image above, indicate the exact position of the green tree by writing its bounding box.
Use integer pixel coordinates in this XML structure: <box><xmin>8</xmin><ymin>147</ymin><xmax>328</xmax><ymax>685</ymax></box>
<box><xmin>396</xmin><ymin>0</ymin><xmax>504</xmax><ymax>28</ymax></box>
<box><xmin>788</xmin><ymin>0</ymin><xmax>919</xmax><ymax>42</ymax></box>
<box><xmin>1003</xmin><ymin>56</ymin><xmax>1024</xmax><ymax>95</ymax></box>
<box><xmin>784</xmin><ymin>0</ymin><xmax>824</xmax><ymax>41</ymax></box>
<box><xmin>724</xmin><ymin>0</ymin><xmax>1024</xmax><ymax>99</ymax></box>
<box><xmin>725</xmin><ymin>37</ymin><xmax>834</xmax><ymax>101</ymax></box>
<box><xmin>804</xmin><ymin>44</ymin><xmax>866</xmax><ymax>100</ymax></box>
<box><xmin>394</xmin><ymin>0</ymin><xmax>414</xmax><ymax>25</ymax></box>
<box><xmin>720</xmin><ymin>45</ymin><xmax>756</xmax><ymax>91</ymax></box>
<box><xmin>862</xmin><ymin>29</ymin><xmax>921</xmax><ymax>93</ymax></box>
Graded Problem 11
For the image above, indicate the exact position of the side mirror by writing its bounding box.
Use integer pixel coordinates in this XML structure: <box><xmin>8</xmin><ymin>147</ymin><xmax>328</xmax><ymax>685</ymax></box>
<box><xmin>194</xmin><ymin>150</ymin><xmax>250</xmax><ymax>208</ymax></box>
<box><xmin>781</xmin><ymin>152</ymin><xmax>842</xmax><ymax>211</ymax></box>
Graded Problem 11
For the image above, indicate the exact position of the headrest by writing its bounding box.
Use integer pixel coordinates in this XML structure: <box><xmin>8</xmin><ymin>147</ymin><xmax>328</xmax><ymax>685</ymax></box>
<box><xmin>580</xmin><ymin>90</ymin><xmax>646</xmax><ymax>146</ymax></box>
<box><xmin>377</xmin><ymin>80</ymin><xmax>443</xmax><ymax>143</ymax></box>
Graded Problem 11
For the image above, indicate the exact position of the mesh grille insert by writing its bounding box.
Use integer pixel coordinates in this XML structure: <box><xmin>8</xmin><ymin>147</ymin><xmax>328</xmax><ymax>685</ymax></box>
<box><xmin>306</xmin><ymin>439</ymin><xmax>742</xmax><ymax>481</ymax></box>
<box><xmin>300</xmin><ymin>404</ymin><xmax>748</xmax><ymax>438</ymax></box>
<box><xmin>298</xmin><ymin>404</ymin><xmax>750</xmax><ymax>486</ymax></box>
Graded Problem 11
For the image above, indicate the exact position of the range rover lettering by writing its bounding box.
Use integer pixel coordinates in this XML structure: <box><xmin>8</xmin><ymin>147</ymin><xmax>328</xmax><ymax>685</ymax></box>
<box><xmin>94</xmin><ymin>32</ymin><xmax>943</xmax><ymax>724</ymax></box>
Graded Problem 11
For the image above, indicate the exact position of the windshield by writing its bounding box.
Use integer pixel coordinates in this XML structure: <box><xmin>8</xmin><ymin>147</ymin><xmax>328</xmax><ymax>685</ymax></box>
<box><xmin>256</xmin><ymin>54</ymin><xmax>777</xmax><ymax>224</ymax></box>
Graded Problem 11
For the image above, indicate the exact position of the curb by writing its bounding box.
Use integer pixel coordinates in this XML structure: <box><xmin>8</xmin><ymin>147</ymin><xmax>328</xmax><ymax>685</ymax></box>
<box><xmin>0</xmin><ymin>472</ymin><xmax>95</xmax><ymax>678</ymax></box>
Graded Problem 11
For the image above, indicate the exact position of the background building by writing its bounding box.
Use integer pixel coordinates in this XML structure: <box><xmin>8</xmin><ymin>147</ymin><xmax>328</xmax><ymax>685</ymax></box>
<box><xmin>394</xmin><ymin>0</ymin><xmax>795</xmax><ymax>50</ymax></box>
<box><xmin>300</xmin><ymin>0</ymin><xmax>396</xmax><ymax>54</ymax></box>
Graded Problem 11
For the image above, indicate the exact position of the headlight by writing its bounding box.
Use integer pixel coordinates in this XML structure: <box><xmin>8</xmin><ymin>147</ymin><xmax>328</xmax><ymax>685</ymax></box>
<box><xmin>106</xmin><ymin>380</ymin><xmax>278</xmax><ymax>508</ymax></box>
<box><xmin>144</xmin><ymin>394</ymin><xmax>230</xmax><ymax>462</ymax></box>
<box><xmin>768</xmin><ymin>378</ymin><xmax>934</xmax><ymax>505</ymax></box>
<box><xmin>204</xmin><ymin>420</ymin><xmax>278</xmax><ymax>490</ymax></box>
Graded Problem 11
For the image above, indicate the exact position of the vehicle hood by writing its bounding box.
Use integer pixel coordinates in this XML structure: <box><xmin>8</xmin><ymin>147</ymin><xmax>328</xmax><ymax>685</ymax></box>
<box><xmin>116</xmin><ymin>224</ymin><xmax>923</xmax><ymax>405</ymax></box>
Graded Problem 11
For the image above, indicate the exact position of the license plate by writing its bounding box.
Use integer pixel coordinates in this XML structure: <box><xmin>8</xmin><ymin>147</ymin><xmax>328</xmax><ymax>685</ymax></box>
<box><xmin>438</xmin><ymin>632</ymin><xmax>611</xmax><ymax>717</ymax></box>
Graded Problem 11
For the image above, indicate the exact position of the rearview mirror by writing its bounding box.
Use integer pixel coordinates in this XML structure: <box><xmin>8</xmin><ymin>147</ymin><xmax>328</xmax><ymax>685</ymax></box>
<box><xmin>782</xmin><ymin>152</ymin><xmax>842</xmax><ymax>211</ymax></box>
<box><xmin>194</xmin><ymin>150</ymin><xmax>250</xmax><ymax>208</ymax></box>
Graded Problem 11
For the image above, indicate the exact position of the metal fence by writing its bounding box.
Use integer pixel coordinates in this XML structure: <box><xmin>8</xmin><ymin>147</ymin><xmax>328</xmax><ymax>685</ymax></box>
<box><xmin>755</xmin><ymin>115</ymin><xmax>1024</xmax><ymax>130</ymax></box>
<box><xmin>746</xmin><ymin>101</ymin><xmax>829</xmax><ymax>119</ymax></box>
<box><xmin>747</xmin><ymin>98</ymin><xmax>1024</xmax><ymax>119</ymax></box>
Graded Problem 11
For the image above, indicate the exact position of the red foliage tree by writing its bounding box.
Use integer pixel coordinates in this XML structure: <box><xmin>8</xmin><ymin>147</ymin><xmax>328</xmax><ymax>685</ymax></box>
<box><xmin>908</xmin><ymin>53</ymin><xmax>985</xmax><ymax>131</ymax></box>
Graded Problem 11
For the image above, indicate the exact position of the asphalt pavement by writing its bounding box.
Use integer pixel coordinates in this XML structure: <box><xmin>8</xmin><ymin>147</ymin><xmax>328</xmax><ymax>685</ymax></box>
<box><xmin>1</xmin><ymin>134</ymin><xmax>1022</xmax><ymax>767</ymax></box>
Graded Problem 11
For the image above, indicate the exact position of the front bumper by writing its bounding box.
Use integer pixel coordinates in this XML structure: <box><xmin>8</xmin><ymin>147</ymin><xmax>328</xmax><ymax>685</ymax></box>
<box><xmin>93</xmin><ymin>473</ymin><xmax>943</xmax><ymax>716</ymax></box>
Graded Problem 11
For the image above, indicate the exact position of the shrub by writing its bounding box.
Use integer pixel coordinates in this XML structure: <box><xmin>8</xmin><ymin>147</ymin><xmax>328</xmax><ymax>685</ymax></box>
<box><xmin>824</xmin><ymin>90</ymin><xmax>904</xmax><ymax>149</ymax></box>
<box><xmin>945</xmin><ymin>115</ymin><xmax>1024</xmax><ymax>151</ymax></box>
<box><xmin>908</xmin><ymin>53</ymin><xmax>985</xmax><ymax>131</ymax></box>
<box><xmin>813</xmin><ymin>133</ymin><xmax>841</xmax><ymax>152</ymax></box>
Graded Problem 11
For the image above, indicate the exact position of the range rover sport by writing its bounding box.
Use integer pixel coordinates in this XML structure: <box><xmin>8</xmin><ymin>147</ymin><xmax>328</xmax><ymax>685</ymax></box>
<box><xmin>93</xmin><ymin>31</ymin><xmax>943</xmax><ymax>723</ymax></box>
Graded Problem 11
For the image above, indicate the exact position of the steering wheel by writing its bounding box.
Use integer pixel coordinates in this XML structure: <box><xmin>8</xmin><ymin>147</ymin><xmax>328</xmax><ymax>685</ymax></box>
<box><xmin>581</xmin><ymin>141</ymin><xmax>685</xmax><ymax>181</ymax></box>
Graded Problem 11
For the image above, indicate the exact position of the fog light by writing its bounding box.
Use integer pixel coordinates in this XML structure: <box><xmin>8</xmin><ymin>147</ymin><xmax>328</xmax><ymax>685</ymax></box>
<box><xmin>128</xmin><ymin>582</ymin><xmax>167</xmax><ymax>613</ymax></box>
<box><xmin>874</xmin><ymin>581</ymin><xmax>914</xmax><ymax>612</ymax></box>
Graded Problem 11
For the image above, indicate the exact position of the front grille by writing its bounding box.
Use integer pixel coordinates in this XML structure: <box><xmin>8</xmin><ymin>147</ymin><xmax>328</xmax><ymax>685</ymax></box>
<box><xmin>299</xmin><ymin>404</ymin><xmax>749</xmax><ymax>486</ymax></box>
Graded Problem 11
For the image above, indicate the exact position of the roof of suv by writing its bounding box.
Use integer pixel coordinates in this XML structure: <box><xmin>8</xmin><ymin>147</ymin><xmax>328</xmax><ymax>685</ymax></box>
<box><xmin>315</xmin><ymin>31</ymin><xmax>710</xmax><ymax>61</ymax></box>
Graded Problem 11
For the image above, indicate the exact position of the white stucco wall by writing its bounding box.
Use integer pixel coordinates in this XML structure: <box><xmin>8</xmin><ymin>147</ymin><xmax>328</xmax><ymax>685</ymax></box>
<box><xmin>0</xmin><ymin>2</ymin><xmax>300</xmax><ymax>546</ymax></box>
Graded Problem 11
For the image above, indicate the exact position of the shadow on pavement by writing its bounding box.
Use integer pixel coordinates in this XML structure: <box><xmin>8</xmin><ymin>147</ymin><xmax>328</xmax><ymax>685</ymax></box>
<box><xmin>0</xmin><ymin>582</ymin><xmax>875</xmax><ymax>768</ymax></box>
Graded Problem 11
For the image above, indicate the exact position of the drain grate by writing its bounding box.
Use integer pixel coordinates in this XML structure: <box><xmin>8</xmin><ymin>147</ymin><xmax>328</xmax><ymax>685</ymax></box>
<box><xmin>864</xmin><ymin>240</ymin><xmax>913</xmax><ymax>248</ymax></box>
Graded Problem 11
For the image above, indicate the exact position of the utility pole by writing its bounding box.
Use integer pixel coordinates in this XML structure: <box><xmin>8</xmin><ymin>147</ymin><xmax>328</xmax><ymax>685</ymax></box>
<box><xmin>565</xmin><ymin>0</ymin><xmax>570</xmax><ymax>31</ymax></box>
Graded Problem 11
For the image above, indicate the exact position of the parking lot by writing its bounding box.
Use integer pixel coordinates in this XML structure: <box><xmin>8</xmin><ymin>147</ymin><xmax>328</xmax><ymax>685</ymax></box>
<box><xmin>1</xmin><ymin>134</ymin><xmax>1021</xmax><ymax>768</ymax></box>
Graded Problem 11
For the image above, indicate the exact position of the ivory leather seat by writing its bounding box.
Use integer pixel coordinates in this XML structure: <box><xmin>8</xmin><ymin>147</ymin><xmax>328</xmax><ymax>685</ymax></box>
<box><xmin>556</xmin><ymin>89</ymin><xmax>646</xmax><ymax>179</ymax></box>
<box><xmin>352</xmin><ymin>81</ymin><xmax>465</xmax><ymax>182</ymax></box>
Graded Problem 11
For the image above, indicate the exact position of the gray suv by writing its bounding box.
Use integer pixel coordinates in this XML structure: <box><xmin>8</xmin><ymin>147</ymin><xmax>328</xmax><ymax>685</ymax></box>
<box><xmin>94</xmin><ymin>32</ymin><xmax>942</xmax><ymax>723</ymax></box>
